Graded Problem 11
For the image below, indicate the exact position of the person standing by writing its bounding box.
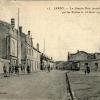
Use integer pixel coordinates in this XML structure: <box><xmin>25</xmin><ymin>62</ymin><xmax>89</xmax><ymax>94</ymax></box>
<box><xmin>11</xmin><ymin>65</ymin><xmax>14</xmax><ymax>74</ymax></box>
<box><xmin>84</xmin><ymin>69</ymin><xmax>87</xmax><ymax>75</ymax></box>
<box><xmin>27</xmin><ymin>65</ymin><xmax>30</xmax><ymax>74</ymax></box>
<box><xmin>87</xmin><ymin>66</ymin><xmax>90</xmax><ymax>74</ymax></box>
<box><xmin>48</xmin><ymin>64</ymin><xmax>50</xmax><ymax>72</ymax></box>
<box><xmin>23</xmin><ymin>64</ymin><xmax>25</xmax><ymax>73</ymax></box>
<box><xmin>9</xmin><ymin>63</ymin><xmax>11</xmax><ymax>75</ymax></box>
<box><xmin>21</xmin><ymin>64</ymin><xmax>25</xmax><ymax>74</ymax></box>
<box><xmin>3</xmin><ymin>64</ymin><xmax>7</xmax><ymax>77</ymax></box>
<box><xmin>21</xmin><ymin>64</ymin><xmax>23</xmax><ymax>72</ymax></box>
<box><xmin>15</xmin><ymin>65</ymin><xmax>19</xmax><ymax>74</ymax></box>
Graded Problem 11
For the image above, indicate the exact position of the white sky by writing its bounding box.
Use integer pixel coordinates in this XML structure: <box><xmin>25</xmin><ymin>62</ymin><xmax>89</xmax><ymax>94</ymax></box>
<box><xmin>0</xmin><ymin>0</ymin><xmax>100</xmax><ymax>61</ymax></box>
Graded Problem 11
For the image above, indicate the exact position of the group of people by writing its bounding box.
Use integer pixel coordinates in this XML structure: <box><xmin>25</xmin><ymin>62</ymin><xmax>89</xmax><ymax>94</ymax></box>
<box><xmin>9</xmin><ymin>65</ymin><xmax>19</xmax><ymax>74</ymax></box>
<box><xmin>44</xmin><ymin>64</ymin><xmax>53</xmax><ymax>72</ymax></box>
<box><xmin>3</xmin><ymin>64</ymin><xmax>31</xmax><ymax>77</ymax></box>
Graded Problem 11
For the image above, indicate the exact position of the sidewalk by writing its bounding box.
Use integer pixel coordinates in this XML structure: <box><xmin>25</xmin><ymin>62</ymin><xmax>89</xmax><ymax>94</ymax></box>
<box><xmin>67</xmin><ymin>71</ymin><xmax>100</xmax><ymax>100</ymax></box>
<box><xmin>0</xmin><ymin>70</ymin><xmax>67</xmax><ymax>100</ymax></box>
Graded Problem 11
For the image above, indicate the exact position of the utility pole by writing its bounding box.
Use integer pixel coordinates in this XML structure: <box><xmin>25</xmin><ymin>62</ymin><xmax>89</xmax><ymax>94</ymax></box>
<box><xmin>43</xmin><ymin>39</ymin><xmax>45</xmax><ymax>54</ymax></box>
<box><xmin>17</xmin><ymin>8</ymin><xmax>19</xmax><ymax>66</ymax></box>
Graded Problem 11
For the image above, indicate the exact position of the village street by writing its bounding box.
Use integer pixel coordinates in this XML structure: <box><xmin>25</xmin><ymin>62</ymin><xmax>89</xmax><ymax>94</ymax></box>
<box><xmin>0</xmin><ymin>70</ymin><xmax>67</xmax><ymax>100</ymax></box>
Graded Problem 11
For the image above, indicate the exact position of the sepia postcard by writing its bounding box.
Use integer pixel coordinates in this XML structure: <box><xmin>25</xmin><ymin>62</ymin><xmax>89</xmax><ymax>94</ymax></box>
<box><xmin>0</xmin><ymin>0</ymin><xmax>100</xmax><ymax>100</ymax></box>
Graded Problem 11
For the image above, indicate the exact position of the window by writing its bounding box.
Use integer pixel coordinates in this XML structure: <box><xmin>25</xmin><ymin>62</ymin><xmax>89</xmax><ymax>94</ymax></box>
<box><xmin>95</xmin><ymin>63</ymin><xmax>98</xmax><ymax>67</ymax></box>
<box><xmin>95</xmin><ymin>63</ymin><xmax>98</xmax><ymax>71</ymax></box>
<box><xmin>85</xmin><ymin>63</ymin><xmax>88</xmax><ymax>67</ymax></box>
<box><xmin>29</xmin><ymin>48</ymin><xmax>31</xmax><ymax>55</ymax></box>
<box><xmin>32</xmin><ymin>50</ymin><xmax>33</xmax><ymax>56</ymax></box>
<box><xmin>93</xmin><ymin>55</ymin><xmax>96</xmax><ymax>59</ymax></box>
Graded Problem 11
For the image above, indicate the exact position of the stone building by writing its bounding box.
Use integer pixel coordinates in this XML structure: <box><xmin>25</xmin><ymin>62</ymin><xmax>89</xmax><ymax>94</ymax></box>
<box><xmin>20</xmin><ymin>29</ymin><xmax>41</xmax><ymax>72</ymax></box>
<box><xmin>32</xmin><ymin>46</ymin><xmax>41</xmax><ymax>71</ymax></box>
<box><xmin>67</xmin><ymin>50</ymin><xmax>100</xmax><ymax>71</ymax></box>
<box><xmin>0</xmin><ymin>18</ymin><xmax>54</xmax><ymax>73</ymax></box>
<box><xmin>40</xmin><ymin>53</ymin><xmax>55</xmax><ymax>70</ymax></box>
<box><xmin>20</xmin><ymin>27</ymin><xmax>26</xmax><ymax>70</ymax></box>
<box><xmin>0</xmin><ymin>19</ymin><xmax>21</xmax><ymax>72</ymax></box>
<box><xmin>40</xmin><ymin>53</ymin><xmax>48</xmax><ymax>70</ymax></box>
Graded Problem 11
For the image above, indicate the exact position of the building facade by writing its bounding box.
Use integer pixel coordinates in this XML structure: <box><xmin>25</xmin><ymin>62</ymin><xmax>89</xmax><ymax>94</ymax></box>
<box><xmin>67</xmin><ymin>50</ymin><xmax>100</xmax><ymax>71</ymax></box>
<box><xmin>0</xmin><ymin>19</ymin><xmax>21</xmax><ymax>72</ymax></box>
<box><xmin>0</xmin><ymin>19</ymin><xmax>54</xmax><ymax>73</ymax></box>
<box><xmin>20</xmin><ymin>29</ymin><xmax>41</xmax><ymax>72</ymax></box>
<box><xmin>40</xmin><ymin>53</ymin><xmax>55</xmax><ymax>70</ymax></box>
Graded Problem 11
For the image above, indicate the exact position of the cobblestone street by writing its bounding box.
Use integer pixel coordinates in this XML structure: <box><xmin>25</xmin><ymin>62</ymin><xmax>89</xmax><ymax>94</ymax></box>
<box><xmin>0</xmin><ymin>70</ymin><xmax>67</xmax><ymax>100</ymax></box>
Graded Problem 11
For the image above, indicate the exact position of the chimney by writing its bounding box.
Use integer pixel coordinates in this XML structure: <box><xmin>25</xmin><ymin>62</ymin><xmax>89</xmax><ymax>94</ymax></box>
<box><xmin>28</xmin><ymin>30</ymin><xmax>30</xmax><ymax>36</ymax></box>
<box><xmin>68</xmin><ymin>52</ymin><xmax>70</xmax><ymax>60</ymax></box>
<box><xmin>77</xmin><ymin>50</ymin><xmax>79</xmax><ymax>53</ymax></box>
<box><xmin>36</xmin><ymin>43</ymin><xmax>39</xmax><ymax>51</ymax></box>
<box><xmin>11</xmin><ymin>18</ymin><xmax>15</xmax><ymax>28</ymax></box>
<box><xmin>19</xmin><ymin>26</ymin><xmax>22</xmax><ymax>33</ymax></box>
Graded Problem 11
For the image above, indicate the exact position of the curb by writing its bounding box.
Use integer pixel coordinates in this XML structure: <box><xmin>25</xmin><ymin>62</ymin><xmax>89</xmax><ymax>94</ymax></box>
<box><xmin>65</xmin><ymin>72</ymin><xmax>77</xmax><ymax>100</ymax></box>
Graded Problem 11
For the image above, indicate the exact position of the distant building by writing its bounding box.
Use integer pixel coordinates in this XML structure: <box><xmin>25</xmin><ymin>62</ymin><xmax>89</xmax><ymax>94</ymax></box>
<box><xmin>40</xmin><ymin>53</ymin><xmax>48</xmax><ymax>70</ymax></box>
<box><xmin>49</xmin><ymin>58</ymin><xmax>55</xmax><ymax>70</ymax></box>
<box><xmin>32</xmin><ymin>44</ymin><xmax>41</xmax><ymax>71</ymax></box>
<box><xmin>67</xmin><ymin>50</ymin><xmax>100</xmax><ymax>71</ymax></box>
<box><xmin>40</xmin><ymin>53</ymin><xmax>55</xmax><ymax>70</ymax></box>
